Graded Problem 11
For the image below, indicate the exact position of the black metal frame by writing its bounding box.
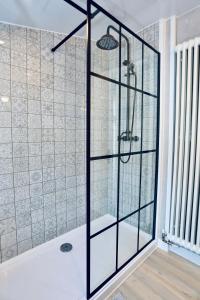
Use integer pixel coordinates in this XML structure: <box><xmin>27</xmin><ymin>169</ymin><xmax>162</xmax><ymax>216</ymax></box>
<box><xmin>87</xmin><ymin>2</ymin><xmax>160</xmax><ymax>298</ymax></box>
<box><xmin>51</xmin><ymin>9</ymin><xmax>99</xmax><ymax>52</ymax></box>
<box><xmin>86</xmin><ymin>2</ymin><xmax>91</xmax><ymax>299</ymax></box>
<box><xmin>52</xmin><ymin>1</ymin><xmax>160</xmax><ymax>299</ymax></box>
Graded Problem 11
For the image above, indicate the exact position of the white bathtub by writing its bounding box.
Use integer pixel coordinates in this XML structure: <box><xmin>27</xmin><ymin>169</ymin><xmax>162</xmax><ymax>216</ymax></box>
<box><xmin>0</xmin><ymin>215</ymin><xmax>153</xmax><ymax>300</ymax></box>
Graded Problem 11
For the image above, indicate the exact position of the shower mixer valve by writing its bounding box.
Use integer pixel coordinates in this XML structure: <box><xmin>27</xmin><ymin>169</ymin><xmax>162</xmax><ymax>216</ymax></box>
<box><xmin>123</xmin><ymin>60</ymin><xmax>136</xmax><ymax>76</ymax></box>
<box><xmin>118</xmin><ymin>132</ymin><xmax>139</xmax><ymax>142</ymax></box>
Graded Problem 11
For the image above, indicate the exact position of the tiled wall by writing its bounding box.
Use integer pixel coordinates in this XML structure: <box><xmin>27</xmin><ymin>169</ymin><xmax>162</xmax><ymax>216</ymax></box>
<box><xmin>0</xmin><ymin>20</ymin><xmax>159</xmax><ymax>262</ymax></box>
<box><xmin>108</xmin><ymin>23</ymin><xmax>159</xmax><ymax>232</ymax></box>
<box><xmin>137</xmin><ymin>23</ymin><xmax>159</xmax><ymax>232</ymax></box>
<box><xmin>0</xmin><ymin>22</ymin><xmax>110</xmax><ymax>263</ymax></box>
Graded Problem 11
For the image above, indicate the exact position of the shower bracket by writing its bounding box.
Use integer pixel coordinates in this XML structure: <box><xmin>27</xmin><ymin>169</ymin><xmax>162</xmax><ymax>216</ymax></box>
<box><xmin>51</xmin><ymin>0</ymin><xmax>99</xmax><ymax>52</ymax></box>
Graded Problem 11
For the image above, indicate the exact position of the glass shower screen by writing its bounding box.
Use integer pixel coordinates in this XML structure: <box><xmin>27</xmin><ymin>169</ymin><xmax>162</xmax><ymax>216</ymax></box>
<box><xmin>86</xmin><ymin>1</ymin><xmax>160</xmax><ymax>298</ymax></box>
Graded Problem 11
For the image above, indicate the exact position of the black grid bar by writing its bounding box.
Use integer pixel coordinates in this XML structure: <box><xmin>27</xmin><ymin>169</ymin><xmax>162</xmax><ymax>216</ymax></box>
<box><xmin>86</xmin><ymin>1</ymin><xmax>91</xmax><ymax>299</ymax></box>
<box><xmin>91</xmin><ymin>0</ymin><xmax>160</xmax><ymax>55</ymax></box>
<box><xmin>115</xmin><ymin>25</ymin><xmax>122</xmax><ymax>271</ymax></box>
<box><xmin>90</xmin><ymin>200</ymin><xmax>155</xmax><ymax>239</ymax></box>
<box><xmin>52</xmin><ymin>20</ymin><xmax>87</xmax><ymax>52</ymax></box>
<box><xmin>90</xmin><ymin>149</ymin><xmax>156</xmax><ymax>161</ymax></box>
<box><xmin>91</xmin><ymin>71</ymin><xmax>158</xmax><ymax>99</ymax></box>
<box><xmin>52</xmin><ymin>9</ymin><xmax>99</xmax><ymax>52</ymax></box>
<box><xmin>153</xmin><ymin>53</ymin><xmax>161</xmax><ymax>239</ymax></box>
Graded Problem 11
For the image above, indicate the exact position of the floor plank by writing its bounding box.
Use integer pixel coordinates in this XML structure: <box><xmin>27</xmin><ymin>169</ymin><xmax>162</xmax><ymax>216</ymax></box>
<box><xmin>108</xmin><ymin>249</ymin><xmax>200</xmax><ymax>300</ymax></box>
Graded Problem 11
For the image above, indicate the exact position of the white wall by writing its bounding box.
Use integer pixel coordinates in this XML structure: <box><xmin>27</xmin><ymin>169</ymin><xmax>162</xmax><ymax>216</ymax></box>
<box><xmin>177</xmin><ymin>6</ymin><xmax>200</xmax><ymax>43</ymax></box>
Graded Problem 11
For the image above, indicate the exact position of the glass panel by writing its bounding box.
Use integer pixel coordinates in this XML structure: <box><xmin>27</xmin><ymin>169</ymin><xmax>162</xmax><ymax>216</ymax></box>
<box><xmin>142</xmin><ymin>94</ymin><xmax>157</xmax><ymax>151</ymax></box>
<box><xmin>121</xmin><ymin>29</ymin><xmax>142</xmax><ymax>91</ymax></box>
<box><xmin>141</xmin><ymin>152</ymin><xmax>156</xmax><ymax>207</ymax></box>
<box><xmin>120</xmin><ymin>88</ymin><xmax>142</xmax><ymax>154</ymax></box>
<box><xmin>89</xmin><ymin>4</ymin><xmax>159</xmax><ymax>297</ymax></box>
<box><xmin>91</xmin><ymin>11</ymin><xmax>119</xmax><ymax>81</ymax></box>
<box><xmin>91</xmin><ymin>77</ymin><xmax>119</xmax><ymax>157</ymax></box>
<box><xmin>139</xmin><ymin>203</ymin><xmax>154</xmax><ymax>249</ymax></box>
<box><xmin>119</xmin><ymin>154</ymin><xmax>140</xmax><ymax>219</ymax></box>
<box><xmin>143</xmin><ymin>45</ymin><xmax>158</xmax><ymax>96</ymax></box>
<box><xmin>90</xmin><ymin>158</ymin><xmax>117</xmax><ymax>235</ymax></box>
<box><xmin>90</xmin><ymin>226</ymin><xmax>117</xmax><ymax>292</ymax></box>
<box><xmin>118</xmin><ymin>213</ymin><xmax>138</xmax><ymax>267</ymax></box>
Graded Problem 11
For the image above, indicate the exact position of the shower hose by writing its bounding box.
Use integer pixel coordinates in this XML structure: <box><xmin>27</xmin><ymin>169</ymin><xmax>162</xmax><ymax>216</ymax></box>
<box><xmin>120</xmin><ymin>73</ymin><xmax>137</xmax><ymax>164</ymax></box>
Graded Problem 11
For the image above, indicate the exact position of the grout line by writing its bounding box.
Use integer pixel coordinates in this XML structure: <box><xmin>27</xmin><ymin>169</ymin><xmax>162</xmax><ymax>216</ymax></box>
<box><xmin>38</xmin><ymin>29</ymin><xmax>45</xmax><ymax>246</ymax></box>
<box><xmin>75</xmin><ymin>37</ymin><xmax>78</xmax><ymax>229</ymax></box>
<box><xmin>9</xmin><ymin>23</ymin><xmax>18</xmax><ymax>261</ymax></box>
<box><xmin>25</xmin><ymin>26</ymin><xmax>33</xmax><ymax>253</ymax></box>
<box><xmin>64</xmin><ymin>35</ymin><xmax>68</xmax><ymax>233</ymax></box>
<box><xmin>53</xmin><ymin>32</ymin><xmax>58</xmax><ymax>241</ymax></box>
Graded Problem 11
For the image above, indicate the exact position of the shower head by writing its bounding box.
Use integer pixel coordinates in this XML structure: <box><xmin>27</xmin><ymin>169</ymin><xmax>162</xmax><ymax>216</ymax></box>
<box><xmin>96</xmin><ymin>33</ymin><xmax>119</xmax><ymax>50</ymax></box>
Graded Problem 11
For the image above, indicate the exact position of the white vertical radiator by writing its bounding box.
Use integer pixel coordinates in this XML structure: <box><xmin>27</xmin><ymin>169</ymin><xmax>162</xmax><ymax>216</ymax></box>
<box><xmin>168</xmin><ymin>38</ymin><xmax>200</xmax><ymax>255</ymax></box>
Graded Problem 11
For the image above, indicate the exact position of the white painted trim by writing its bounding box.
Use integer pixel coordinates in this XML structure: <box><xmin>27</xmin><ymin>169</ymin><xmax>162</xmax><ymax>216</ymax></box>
<box><xmin>175</xmin><ymin>43</ymin><xmax>187</xmax><ymax>238</ymax></box>
<box><xmin>156</xmin><ymin>18</ymin><xmax>168</xmax><ymax>239</ymax></box>
<box><xmin>157</xmin><ymin>239</ymin><xmax>200</xmax><ymax>266</ymax></box>
<box><xmin>169</xmin><ymin>244</ymin><xmax>200</xmax><ymax>266</ymax></box>
<box><xmin>165</xmin><ymin>16</ymin><xmax>177</xmax><ymax>235</ymax></box>
<box><xmin>185</xmin><ymin>40</ymin><xmax>199</xmax><ymax>244</ymax></box>
<box><xmin>180</xmin><ymin>41</ymin><xmax>193</xmax><ymax>241</ymax></box>
<box><xmin>157</xmin><ymin>239</ymin><xmax>169</xmax><ymax>252</ymax></box>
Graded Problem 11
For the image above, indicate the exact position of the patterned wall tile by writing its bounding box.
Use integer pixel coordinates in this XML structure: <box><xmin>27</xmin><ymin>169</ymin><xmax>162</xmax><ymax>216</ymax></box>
<box><xmin>0</xmin><ymin>18</ymin><xmax>151</xmax><ymax>263</ymax></box>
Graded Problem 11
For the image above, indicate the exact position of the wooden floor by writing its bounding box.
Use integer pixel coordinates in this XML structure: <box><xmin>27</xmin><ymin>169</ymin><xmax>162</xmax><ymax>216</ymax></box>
<box><xmin>108</xmin><ymin>249</ymin><xmax>200</xmax><ymax>300</ymax></box>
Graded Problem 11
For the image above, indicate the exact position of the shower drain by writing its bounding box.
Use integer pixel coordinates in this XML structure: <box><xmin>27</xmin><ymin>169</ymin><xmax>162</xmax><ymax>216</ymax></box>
<box><xmin>60</xmin><ymin>243</ymin><xmax>73</xmax><ymax>252</ymax></box>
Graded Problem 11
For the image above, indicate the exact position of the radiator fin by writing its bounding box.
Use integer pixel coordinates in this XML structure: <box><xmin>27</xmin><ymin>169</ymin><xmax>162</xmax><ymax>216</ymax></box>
<box><xmin>169</xmin><ymin>38</ymin><xmax>200</xmax><ymax>254</ymax></box>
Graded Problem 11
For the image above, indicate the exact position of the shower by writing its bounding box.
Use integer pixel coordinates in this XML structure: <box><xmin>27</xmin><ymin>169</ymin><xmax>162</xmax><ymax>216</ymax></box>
<box><xmin>0</xmin><ymin>0</ymin><xmax>160</xmax><ymax>299</ymax></box>
<box><xmin>97</xmin><ymin>25</ymin><xmax>138</xmax><ymax>163</ymax></box>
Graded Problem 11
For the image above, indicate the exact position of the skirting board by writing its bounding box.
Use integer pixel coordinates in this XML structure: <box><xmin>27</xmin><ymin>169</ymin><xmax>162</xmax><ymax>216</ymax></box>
<box><xmin>169</xmin><ymin>244</ymin><xmax>200</xmax><ymax>266</ymax></box>
<box><xmin>157</xmin><ymin>238</ymin><xmax>169</xmax><ymax>252</ymax></box>
<box><xmin>157</xmin><ymin>238</ymin><xmax>200</xmax><ymax>266</ymax></box>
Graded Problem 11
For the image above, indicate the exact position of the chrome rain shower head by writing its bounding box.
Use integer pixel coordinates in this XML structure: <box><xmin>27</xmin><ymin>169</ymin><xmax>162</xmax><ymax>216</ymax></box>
<box><xmin>96</xmin><ymin>33</ymin><xmax>119</xmax><ymax>50</ymax></box>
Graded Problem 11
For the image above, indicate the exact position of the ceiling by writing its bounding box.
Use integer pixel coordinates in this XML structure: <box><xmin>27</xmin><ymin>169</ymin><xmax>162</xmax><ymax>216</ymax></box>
<box><xmin>0</xmin><ymin>0</ymin><xmax>199</xmax><ymax>36</ymax></box>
